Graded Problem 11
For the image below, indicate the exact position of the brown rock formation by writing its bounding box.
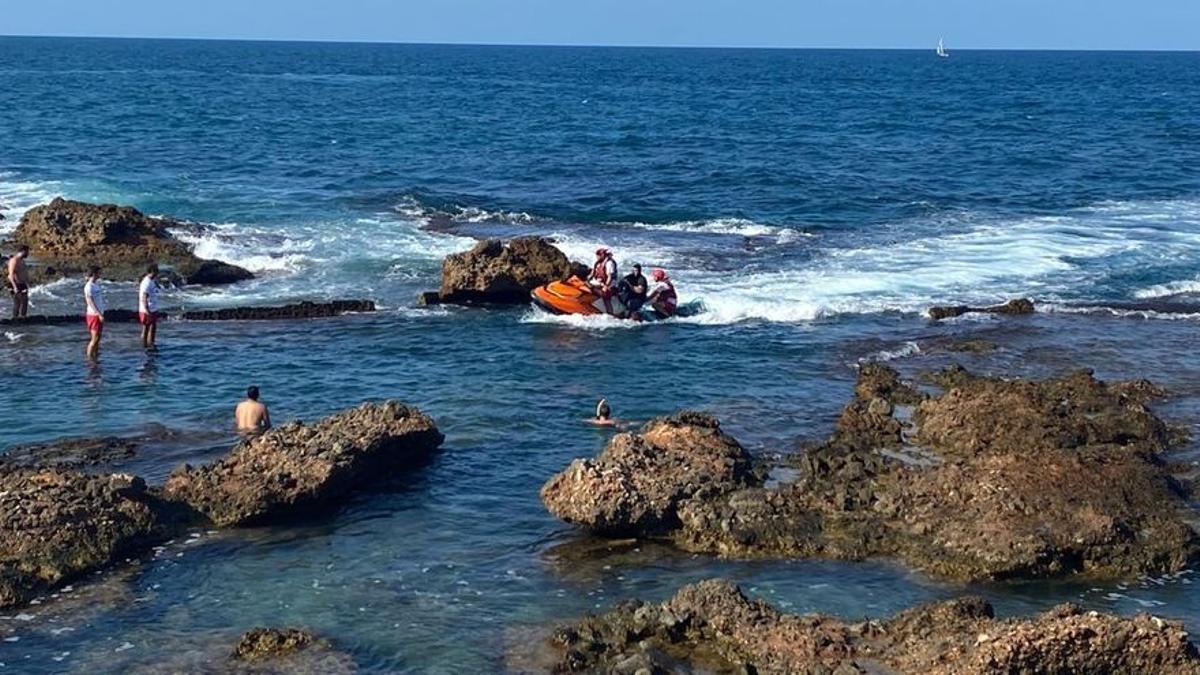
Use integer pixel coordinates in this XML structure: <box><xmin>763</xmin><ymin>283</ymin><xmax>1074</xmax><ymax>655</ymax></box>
<box><xmin>544</xmin><ymin>365</ymin><xmax>1200</xmax><ymax>581</ymax></box>
<box><xmin>0</xmin><ymin>468</ymin><xmax>167</xmax><ymax>608</ymax></box>
<box><xmin>540</xmin><ymin>412</ymin><xmax>756</xmax><ymax>536</ymax></box>
<box><xmin>928</xmin><ymin>298</ymin><xmax>1035</xmax><ymax>321</ymax></box>
<box><xmin>541</xmin><ymin>579</ymin><xmax>1200</xmax><ymax>674</ymax></box>
<box><xmin>435</xmin><ymin>237</ymin><xmax>577</xmax><ymax>304</ymax></box>
<box><xmin>163</xmin><ymin>401</ymin><xmax>444</xmax><ymax>527</ymax></box>
<box><xmin>8</xmin><ymin>198</ymin><xmax>253</xmax><ymax>285</ymax></box>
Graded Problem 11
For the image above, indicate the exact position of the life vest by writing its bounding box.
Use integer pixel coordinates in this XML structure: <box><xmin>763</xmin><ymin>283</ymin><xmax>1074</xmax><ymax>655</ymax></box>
<box><xmin>591</xmin><ymin>257</ymin><xmax>616</xmax><ymax>285</ymax></box>
<box><xmin>654</xmin><ymin>281</ymin><xmax>678</xmax><ymax>314</ymax></box>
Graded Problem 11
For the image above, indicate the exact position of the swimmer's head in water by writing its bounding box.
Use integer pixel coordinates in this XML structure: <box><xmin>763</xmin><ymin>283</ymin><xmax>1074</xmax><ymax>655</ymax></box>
<box><xmin>247</xmin><ymin>385</ymin><xmax>260</xmax><ymax>401</ymax></box>
<box><xmin>595</xmin><ymin>398</ymin><xmax>611</xmax><ymax>420</ymax></box>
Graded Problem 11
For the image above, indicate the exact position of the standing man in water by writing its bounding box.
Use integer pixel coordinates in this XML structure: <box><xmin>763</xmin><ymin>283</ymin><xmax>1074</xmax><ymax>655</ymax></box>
<box><xmin>138</xmin><ymin>263</ymin><xmax>159</xmax><ymax>349</ymax></box>
<box><xmin>235</xmin><ymin>386</ymin><xmax>272</xmax><ymax>432</ymax></box>
<box><xmin>7</xmin><ymin>245</ymin><xmax>30</xmax><ymax>319</ymax></box>
<box><xmin>83</xmin><ymin>266</ymin><xmax>104</xmax><ymax>360</ymax></box>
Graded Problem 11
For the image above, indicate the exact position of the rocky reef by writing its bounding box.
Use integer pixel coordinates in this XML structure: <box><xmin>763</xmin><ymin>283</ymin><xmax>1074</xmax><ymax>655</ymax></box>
<box><xmin>427</xmin><ymin>236</ymin><xmax>583</xmax><ymax>305</ymax></box>
<box><xmin>7</xmin><ymin>197</ymin><xmax>253</xmax><ymax>285</ymax></box>
<box><xmin>0</xmin><ymin>468</ymin><xmax>167</xmax><ymax>608</ymax></box>
<box><xmin>0</xmin><ymin>300</ymin><xmax>375</xmax><ymax>326</ymax></box>
<box><xmin>927</xmin><ymin>297</ymin><xmax>1035</xmax><ymax>321</ymax></box>
<box><xmin>540</xmin><ymin>579</ymin><xmax>1200</xmax><ymax>674</ymax></box>
<box><xmin>164</xmin><ymin>401</ymin><xmax>444</xmax><ymax>527</ymax></box>
<box><xmin>0</xmin><ymin>401</ymin><xmax>442</xmax><ymax>609</ymax></box>
<box><xmin>540</xmin><ymin>412</ymin><xmax>757</xmax><ymax>536</ymax></box>
<box><xmin>542</xmin><ymin>365</ymin><xmax>1200</xmax><ymax>581</ymax></box>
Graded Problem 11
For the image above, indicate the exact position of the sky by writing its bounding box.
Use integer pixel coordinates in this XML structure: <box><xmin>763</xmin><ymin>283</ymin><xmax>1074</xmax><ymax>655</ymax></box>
<box><xmin>1</xmin><ymin>0</ymin><xmax>1197</xmax><ymax>50</ymax></box>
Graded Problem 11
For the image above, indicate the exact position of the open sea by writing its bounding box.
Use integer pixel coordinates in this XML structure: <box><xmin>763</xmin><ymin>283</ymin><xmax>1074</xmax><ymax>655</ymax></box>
<box><xmin>1</xmin><ymin>37</ymin><xmax>1199</xmax><ymax>673</ymax></box>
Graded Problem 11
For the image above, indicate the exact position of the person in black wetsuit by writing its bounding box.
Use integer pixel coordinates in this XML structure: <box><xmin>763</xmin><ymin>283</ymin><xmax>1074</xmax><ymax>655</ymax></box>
<box><xmin>616</xmin><ymin>263</ymin><xmax>648</xmax><ymax>316</ymax></box>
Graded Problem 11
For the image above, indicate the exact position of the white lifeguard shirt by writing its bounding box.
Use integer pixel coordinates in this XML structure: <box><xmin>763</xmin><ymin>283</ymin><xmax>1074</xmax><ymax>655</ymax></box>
<box><xmin>139</xmin><ymin>275</ymin><xmax>158</xmax><ymax>313</ymax></box>
<box><xmin>84</xmin><ymin>279</ymin><xmax>105</xmax><ymax>316</ymax></box>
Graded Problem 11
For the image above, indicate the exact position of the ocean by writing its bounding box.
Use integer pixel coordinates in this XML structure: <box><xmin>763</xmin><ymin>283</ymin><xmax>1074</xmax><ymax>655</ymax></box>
<box><xmin>1</xmin><ymin>37</ymin><xmax>1199</xmax><ymax>672</ymax></box>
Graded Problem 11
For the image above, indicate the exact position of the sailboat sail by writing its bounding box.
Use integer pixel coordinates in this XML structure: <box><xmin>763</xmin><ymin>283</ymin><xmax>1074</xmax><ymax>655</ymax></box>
<box><xmin>937</xmin><ymin>38</ymin><xmax>949</xmax><ymax>58</ymax></box>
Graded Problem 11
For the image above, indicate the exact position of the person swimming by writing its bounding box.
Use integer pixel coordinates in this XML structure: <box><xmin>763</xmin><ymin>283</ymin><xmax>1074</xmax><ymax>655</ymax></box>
<box><xmin>589</xmin><ymin>397</ymin><xmax>617</xmax><ymax>426</ymax></box>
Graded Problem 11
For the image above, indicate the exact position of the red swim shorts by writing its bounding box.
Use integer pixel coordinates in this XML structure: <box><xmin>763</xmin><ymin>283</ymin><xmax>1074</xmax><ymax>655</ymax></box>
<box><xmin>139</xmin><ymin>312</ymin><xmax>157</xmax><ymax>326</ymax></box>
<box><xmin>85</xmin><ymin>314</ymin><xmax>103</xmax><ymax>334</ymax></box>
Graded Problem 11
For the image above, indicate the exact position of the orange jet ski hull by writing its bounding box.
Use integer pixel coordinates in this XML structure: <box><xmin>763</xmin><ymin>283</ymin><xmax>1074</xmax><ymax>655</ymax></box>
<box><xmin>531</xmin><ymin>276</ymin><xmax>623</xmax><ymax>316</ymax></box>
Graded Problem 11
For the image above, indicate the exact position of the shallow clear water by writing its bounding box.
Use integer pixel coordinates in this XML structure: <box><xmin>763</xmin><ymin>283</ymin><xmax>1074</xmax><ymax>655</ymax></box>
<box><xmin>1</xmin><ymin>39</ymin><xmax>1199</xmax><ymax>673</ymax></box>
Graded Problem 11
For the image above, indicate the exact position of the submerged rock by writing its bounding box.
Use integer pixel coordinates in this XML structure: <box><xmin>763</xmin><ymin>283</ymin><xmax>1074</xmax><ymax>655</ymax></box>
<box><xmin>8</xmin><ymin>198</ymin><xmax>253</xmax><ymax>285</ymax></box>
<box><xmin>540</xmin><ymin>412</ymin><xmax>756</xmax><ymax>536</ymax></box>
<box><xmin>541</xmin><ymin>579</ymin><xmax>1200</xmax><ymax>674</ymax></box>
<box><xmin>164</xmin><ymin>401</ymin><xmax>444</xmax><ymax>527</ymax></box>
<box><xmin>1</xmin><ymin>435</ymin><xmax>140</xmax><ymax>469</ymax></box>
<box><xmin>928</xmin><ymin>297</ymin><xmax>1035</xmax><ymax>321</ymax></box>
<box><xmin>178</xmin><ymin>300</ymin><xmax>375</xmax><ymax>321</ymax></box>
<box><xmin>434</xmin><ymin>237</ymin><xmax>578</xmax><ymax>305</ymax></box>
<box><xmin>0</xmin><ymin>467</ymin><xmax>167</xmax><ymax>609</ymax></box>
<box><xmin>545</xmin><ymin>365</ymin><xmax>1200</xmax><ymax>581</ymax></box>
<box><xmin>0</xmin><ymin>301</ymin><xmax>375</xmax><ymax>326</ymax></box>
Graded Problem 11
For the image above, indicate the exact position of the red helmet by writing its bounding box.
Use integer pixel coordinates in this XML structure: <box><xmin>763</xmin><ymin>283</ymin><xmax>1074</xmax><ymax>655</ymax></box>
<box><xmin>652</xmin><ymin>268</ymin><xmax>668</xmax><ymax>282</ymax></box>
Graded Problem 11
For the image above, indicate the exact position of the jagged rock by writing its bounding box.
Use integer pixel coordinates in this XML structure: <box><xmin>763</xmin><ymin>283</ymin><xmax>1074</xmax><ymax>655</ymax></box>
<box><xmin>435</xmin><ymin>237</ymin><xmax>576</xmax><ymax>304</ymax></box>
<box><xmin>540</xmin><ymin>412</ymin><xmax>756</xmax><ymax>536</ymax></box>
<box><xmin>0</xmin><ymin>301</ymin><xmax>374</xmax><ymax>326</ymax></box>
<box><xmin>233</xmin><ymin>628</ymin><xmax>322</xmax><ymax>661</ymax></box>
<box><xmin>928</xmin><ymin>298</ymin><xmax>1035</xmax><ymax>321</ymax></box>
<box><xmin>540</xmin><ymin>579</ymin><xmax>1200</xmax><ymax>674</ymax></box>
<box><xmin>914</xmin><ymin>366</ymin><xmax>1170</xmax><ymax>456</ymax></box>
<box><xmin>163</xmin><ymin>401</ymin><xmax>444</xmax><ymax>527</ymax></box>
<box><xmin>7</xmin><ymin>198</ymin><xmax>252</xmax><ymax>285</ymax></box>
<box><xmin>0</xmin><ymin>467</ymin><xmax>167</xmax><ymax>608</ymax></box>
<box><xmin>545</xmin><ymin>365</ymin><xmax>1200</xmax><ymax>581</ymax></box>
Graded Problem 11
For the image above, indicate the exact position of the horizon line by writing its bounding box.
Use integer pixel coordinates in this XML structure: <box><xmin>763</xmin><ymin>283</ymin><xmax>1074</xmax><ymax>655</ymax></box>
<box><xmin>1</xmin><ymin>33</ymin><xmax>1196</xmax><ymax>53</ymax></box>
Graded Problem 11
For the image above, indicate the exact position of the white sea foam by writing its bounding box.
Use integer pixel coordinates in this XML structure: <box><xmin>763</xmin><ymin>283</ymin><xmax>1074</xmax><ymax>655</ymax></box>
<box><xmin>1133</xmin><ymin>278</ymin><xmax>1200</xmax><ymax>299</ymax></box>
<box><xmin>627</xmin><ymin>217</ymin><xmax>811</xmax><ymax>240</ymax></box>
<box><xmin>0</xmin><ymin>173</ymin><xmax>61</xmax><ymax>233</ymax></box>
<box><xmin>859</xmin><ymin>342</ymin><xmax>922</xmax><ymax>363</ymax></box>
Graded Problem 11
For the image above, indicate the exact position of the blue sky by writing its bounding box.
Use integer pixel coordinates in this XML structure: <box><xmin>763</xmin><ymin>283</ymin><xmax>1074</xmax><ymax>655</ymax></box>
<box><xmin>2</xmin><ymin>0</ymin><xmax>1197</xmax><ymax>50</ymax></box>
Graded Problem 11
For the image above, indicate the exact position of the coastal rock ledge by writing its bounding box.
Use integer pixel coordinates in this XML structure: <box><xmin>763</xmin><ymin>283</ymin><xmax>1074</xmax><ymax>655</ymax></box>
<box><xmin>164</xmin><ymin>401</ymin><xmax>445</xmax><ymax>527</ymax></box>
<box><xmin>541</xmin><ymin>365</ymin><xmax>1200</xmax><ymax>581</ymax></box>
<box><xmin>9</xmin><ymin>197</ymin><xmax>253</xmax><ymax>285</ymax></box>
<box><xmin>0</xmin><ymin>468</ymin><xmax>166</xmax><ymax>608</ymax></box>
<box><xmin>537</xmin><ymin>579</ymin><xmax>1200</xmax><ymax>674</ymax></box>
<box><xmin>428</xmin><ymin>236</ymin><xmax>583</xmax><ymax>305</ymax></box>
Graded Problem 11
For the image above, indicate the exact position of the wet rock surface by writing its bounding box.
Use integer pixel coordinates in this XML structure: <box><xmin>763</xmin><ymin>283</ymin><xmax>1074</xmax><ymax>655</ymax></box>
<box><xmin>164</xmin><ymin>401</ymin><xmax>444</xmax><ymax>527</ymax></box>
<box><xmin>6</xmin><ymin>198</ymin><xmax>253</xmax><ymax>285</ymax></box>
<box><xmin>178</xmin><ymin>300</ymin><xmax>375</xmax><ymax>321</ymax></box>
<box><xmin>540</xmin><ymin>412</ymin><xmax>757</xmax><ymax>536</ymax></box>
<box><xmin>546</xmin><ymin>365</ymin><xmax>1200</xmax><ymax>581</ymax></box>
<box><xmin>540</xmin><ymin>579</ymin><xmax>1200</xmax><ymax>674</ymax></box>
<box><xmin>928</xmin><ymin>298</ymin><xmax>1035</xmax><ymax>321</ymax></box>
<box><xmin>434</xmin><ymin>237</ymin><xmax>578</xmax><ymax>305</ymax></box>
<box><xmin>0</xmin><ymin>468</ymin><xmax>167</xmax><ymax>609</ymax></box>
<box><xmin>0</xmin><ymin>301</ymin><xmax>375</xmax><ymax>326</ymax></box>
<box><xmin>1</xmin><ymin>435</ymin><xmax>140</xmax><ymax>469</ymax></box>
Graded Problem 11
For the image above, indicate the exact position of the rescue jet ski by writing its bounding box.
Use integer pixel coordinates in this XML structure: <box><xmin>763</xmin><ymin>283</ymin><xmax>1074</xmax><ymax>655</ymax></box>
<box><xmin>530</xmin><ymin>276</ymin><xmax>699</xmax><ymax>321</ymax></box>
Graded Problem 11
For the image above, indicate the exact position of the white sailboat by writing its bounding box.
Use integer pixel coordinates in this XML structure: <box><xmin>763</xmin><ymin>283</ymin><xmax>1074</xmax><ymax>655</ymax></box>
<box><xmin>937</xmin><ymin>37</ymin><xmax>949</xmax><ymax>58</ymax></box>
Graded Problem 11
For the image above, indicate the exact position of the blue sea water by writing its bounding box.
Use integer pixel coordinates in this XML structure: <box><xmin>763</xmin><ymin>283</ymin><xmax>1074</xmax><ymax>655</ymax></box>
<box><xmin>1</xmin><ymin>38</ymin><xmax>1199</xmax><ymax>673</ymax></box>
